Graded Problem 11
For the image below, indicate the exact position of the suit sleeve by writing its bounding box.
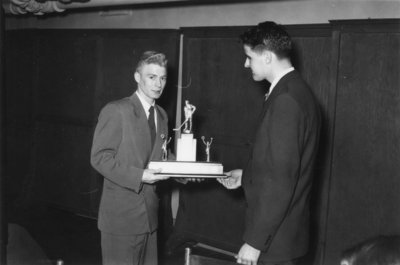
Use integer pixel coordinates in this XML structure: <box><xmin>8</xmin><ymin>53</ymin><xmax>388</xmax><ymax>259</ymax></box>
<box><xmin>90</xmin><ymin>103</ymin><xmax>144</xmax><ymax>192</ymax></box>
<box><xmin>243</xmin><ymin>94</ymin><xmax>303</xmax><ymax>250</ymax></box>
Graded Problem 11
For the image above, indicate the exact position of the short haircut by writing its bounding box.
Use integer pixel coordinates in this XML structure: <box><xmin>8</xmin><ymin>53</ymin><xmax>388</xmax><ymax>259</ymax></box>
<box><xmin>341</xmin><ymin>235</ymin><xmax>400</xmax><ymax>265</ymax></box>
<box><xmin>135</xmin><ymin>51</ymin><xmax>168</xmax><ymax>73</ymax></box>
<box><xmin>239</xmin><ymin>21</ymin><xmax>292</xmax><ymax>60</ymax></box>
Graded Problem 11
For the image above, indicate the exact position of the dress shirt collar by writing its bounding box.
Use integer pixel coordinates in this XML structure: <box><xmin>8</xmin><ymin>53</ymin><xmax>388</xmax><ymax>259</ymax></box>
<box><xmin>266</xmin><ymin>67</ymin><xmax>295</xmax><ymax>99</ymax></box>
<box><xmin>136</xmin><ymin>91</ymin><xmax>155</xmax><ymax>119</ymax></box>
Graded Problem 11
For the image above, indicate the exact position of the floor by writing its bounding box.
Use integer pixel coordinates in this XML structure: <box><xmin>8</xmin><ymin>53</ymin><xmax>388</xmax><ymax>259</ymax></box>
<box><xmin>7</xmin><ymin>203</ymin><xmax>313</xmax><ymax>265</ymax></box>
<box><xmin>6</xmin><ymin>200</ymin><xmax>317</xmax><ymax>265</ymax></box>
<box><xmin>7</xmin><ymin>204</ymin><xmax>185</xmax><ymax>265</ymax></box>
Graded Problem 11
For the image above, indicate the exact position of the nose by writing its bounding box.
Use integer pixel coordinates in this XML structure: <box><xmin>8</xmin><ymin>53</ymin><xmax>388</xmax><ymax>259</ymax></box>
<box><xmin>244</xmin><ymin>58</ymin><xmax>249</xmax><ymax>68</ymax></box>
<box><xmin>156</xmin><ymin>78</ymin><xmax>162</xmax><ymax>87</ymax></box>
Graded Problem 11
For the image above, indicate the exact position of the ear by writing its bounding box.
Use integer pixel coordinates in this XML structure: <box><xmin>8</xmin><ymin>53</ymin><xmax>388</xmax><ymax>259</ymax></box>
<box><xmin>263</xmin><ymin>50</ymin><xmax>272</xmax><ymax>64</ymax></box>
<box><xmin>134</xmin><ymin>71</ymin><xmax>141</xmax><ymax>83</ymax></box>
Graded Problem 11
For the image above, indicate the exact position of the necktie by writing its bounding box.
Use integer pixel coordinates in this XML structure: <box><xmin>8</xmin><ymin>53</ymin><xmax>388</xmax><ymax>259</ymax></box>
<box><xmin>265</xmin><ymin>90</ymin><xmax>271</xmax><ymax>101</ymax></box>
<box><xmin>148</xmin><ymin>106</ymin><xmax>156</xmax><ymax>148</ymax></box>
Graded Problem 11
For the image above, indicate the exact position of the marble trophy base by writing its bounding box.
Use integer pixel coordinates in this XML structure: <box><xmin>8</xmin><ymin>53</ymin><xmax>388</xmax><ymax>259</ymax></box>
<box><xmin>148</xmin><ymin>160</ymin><xmax>225</xmax><ymax>178</ymax></box>
<box><xmin>149</xmin><ymin>133</ymin><xmax>225</xmax><ymax>178</ymax></box>
<box><xmin>176</xmin><ymin>133</ymin><xmax>196</xmax><ymax>161</ymax></box>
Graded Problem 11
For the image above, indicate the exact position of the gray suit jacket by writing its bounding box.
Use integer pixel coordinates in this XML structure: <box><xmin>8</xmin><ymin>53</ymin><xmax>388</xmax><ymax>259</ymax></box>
<box><xmin>91</xmin><ymin>93</ymin><xmax>169</xmax><ymax>235</ymax></box>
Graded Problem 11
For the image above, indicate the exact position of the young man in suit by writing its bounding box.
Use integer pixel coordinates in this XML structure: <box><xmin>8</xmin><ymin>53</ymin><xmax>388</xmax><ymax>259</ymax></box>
<box><xmin>91</xmin><ymin>51</ymin><xmax>171</xmax><ymax>265</ymax></box>
<box><xmin>218</xmin><ymin>22</ymin><xmax>321</xmax><ymax>265</ymax></box>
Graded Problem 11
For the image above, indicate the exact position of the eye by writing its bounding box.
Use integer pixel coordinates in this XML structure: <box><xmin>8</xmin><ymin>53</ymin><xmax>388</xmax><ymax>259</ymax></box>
<box><xmin>161</xmin><ymin>77</ymin><xmax>167</xmax><ymax>82</ymax></box>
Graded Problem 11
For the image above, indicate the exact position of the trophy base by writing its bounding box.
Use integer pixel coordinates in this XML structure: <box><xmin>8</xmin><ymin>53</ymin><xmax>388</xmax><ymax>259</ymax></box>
<box><xmin>153</xmin><ymin>173</ymin><xmax>227</xmax><ymax>178</ymax></box>
<box><xmin>148</xmin><ymin>160</ymin><xmax>224</xmax><ymax>177</ymax></box>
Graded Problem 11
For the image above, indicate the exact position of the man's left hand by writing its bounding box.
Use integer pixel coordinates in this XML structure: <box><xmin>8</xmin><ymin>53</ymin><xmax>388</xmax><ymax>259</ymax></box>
<box><xmin>236</xmin><ymin>243</ymin><xmax>260</xmax><ymax>265</ymax></box>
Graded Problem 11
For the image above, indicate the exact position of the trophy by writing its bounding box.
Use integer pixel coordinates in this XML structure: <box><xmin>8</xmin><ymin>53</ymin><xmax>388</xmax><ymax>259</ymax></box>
<box><xmin>174</xmin><ymin>100</ymin><xmax>197</xmax><ymax>161</ymax></box>
<box><xmin>201</xmin><ymin>136</ymin><xmax>213</xmax><ymax>162</ymax></box>
<box><xmin>161</xmin><ymin>134</ymin><xmax>172</xmax><ymax>161</ymax></box>
<box><xmin>148</xmin><ymin>100</ymin><xmax>224</xmax><ymax>177</ymax></box>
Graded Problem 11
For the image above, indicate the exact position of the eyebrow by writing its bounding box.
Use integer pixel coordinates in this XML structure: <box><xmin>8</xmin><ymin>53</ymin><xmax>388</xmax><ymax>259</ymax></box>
<box><xmin>146</xmin><ymin>73</ymin><xmax>167</xmax><ymax>78</ymax></box>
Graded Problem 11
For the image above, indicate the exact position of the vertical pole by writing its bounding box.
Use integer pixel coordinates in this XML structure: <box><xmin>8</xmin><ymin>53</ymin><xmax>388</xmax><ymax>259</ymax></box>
<box><xmin>174</xmin><ymin>33</ymin><xmax>184</xmax><ymax>145</ymax></box>
<box><xmin>171</xmin><ymin>33</ymin><xmax>184</xmax><ymax>225</ymax></box>
<box><xmin>0</xmin><ymin>3</ymin><xmax>7</xmax><ymax>265</ymax></box>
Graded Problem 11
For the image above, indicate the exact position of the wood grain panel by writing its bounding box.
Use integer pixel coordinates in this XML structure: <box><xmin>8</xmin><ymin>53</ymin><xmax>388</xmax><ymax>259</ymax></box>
<box><xmin>324</xmin><ymin>20</ymin><xmax>400</xmax><ymax>265</ymax></box>
<box><xmin>4</xmin><ymin>30</ymin><xmax>36</xmax><ymax>209</ymax></box>
<box><xmin>35</xmin><ymin>30</ymin><xmax>98</xmax><ymax>125</ymax></box>
<box><xmin>32</xmin><ymin>122</ymin><xmax>97</xmax><ymax>216</ymax></box>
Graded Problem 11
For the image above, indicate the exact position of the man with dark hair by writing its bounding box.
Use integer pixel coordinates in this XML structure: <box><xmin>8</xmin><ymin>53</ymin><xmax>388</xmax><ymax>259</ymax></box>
<box><xmin>91</xmin><ymin>51</ymin><xmax>171</xmax><ymax>265</ymax></box>
<box><xmin>218</xmin><ymin>21</ymin><xmax>321</xmax><ymax>265</ymax></box>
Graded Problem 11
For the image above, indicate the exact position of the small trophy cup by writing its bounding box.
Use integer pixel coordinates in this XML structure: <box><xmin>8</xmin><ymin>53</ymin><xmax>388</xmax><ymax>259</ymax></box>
<box><xmin>148</xmin><ymin>100</ymin><xmax>224</xmax><ymax>177</ymax></box>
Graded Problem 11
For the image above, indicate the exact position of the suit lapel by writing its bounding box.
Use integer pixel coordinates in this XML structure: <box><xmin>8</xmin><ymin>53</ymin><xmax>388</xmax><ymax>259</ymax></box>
<box><xmin>130</xmin><ymin>93</ymin><xmax>168</xmax><ymax>162</ymax></box>
<box><xmin>150</xmin><ymin>105</ymin><xmax>167</xmax><ymax>160</ymax></box>
<box><xmin>129</xmin><ymin>93</ymin><xmax>153</xmax><ymax>162</ymax></box>
<box><xmin>259</xmin><ymin>70</ymin><xmax>297</xmax><ymax>120</ymax></box>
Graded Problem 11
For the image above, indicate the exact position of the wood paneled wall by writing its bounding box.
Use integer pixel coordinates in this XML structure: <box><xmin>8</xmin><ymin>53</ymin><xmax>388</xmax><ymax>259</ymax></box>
<box><xmin>322</xmin><ymin>20</ymin><xmax>400</xmax><ymax>265</ymax></box>
<box><xmin>4</xmin><ymin>19</ymin><xmax>400</xmax><ymax>265</ymax></box>
<box><xmin>5</xmin><ymin>29</ymin><xmax>180</xmax><ymax>217</ymax></box>
<box><xmin>169</xmin><ymin>20</ymin><xmax>400</xmax><ymax>265</ymax></box>
<box><xmin>1</xmin><ymin>6</ymin><xmax>7</xmax><ymax>264</ymax></box>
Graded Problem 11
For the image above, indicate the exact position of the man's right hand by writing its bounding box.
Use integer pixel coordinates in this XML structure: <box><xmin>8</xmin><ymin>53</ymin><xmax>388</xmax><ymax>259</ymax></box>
<box><xmin>217</xmin><ymin>169</ymin><xmax>242</xmax><ymax>189</ymax></box>
<box><xmin>142</xmin><ymin>169</ymin><xmax>170</xmax><ymax>184</ymax></box>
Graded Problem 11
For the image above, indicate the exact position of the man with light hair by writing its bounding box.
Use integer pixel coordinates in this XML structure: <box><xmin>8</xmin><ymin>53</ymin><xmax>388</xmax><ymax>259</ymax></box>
<box><xmin>91</xmin><ymin>51</ymin><xmax>171</xmax><ymax>265</ymax></box>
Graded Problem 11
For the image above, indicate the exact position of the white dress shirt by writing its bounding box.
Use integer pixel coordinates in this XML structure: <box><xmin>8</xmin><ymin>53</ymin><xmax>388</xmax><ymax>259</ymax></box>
<box><xmin>136</xmin><ymin>91</ymin><xmax>157</xmax><ymax>131</ymax></box>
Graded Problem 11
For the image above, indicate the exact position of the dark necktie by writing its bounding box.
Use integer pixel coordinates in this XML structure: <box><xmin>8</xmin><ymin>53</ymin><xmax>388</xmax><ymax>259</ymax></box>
<box><xmin>148</xmin><ymin>106</ymin><xmax>156</xmax><ymax>148</ymax></box>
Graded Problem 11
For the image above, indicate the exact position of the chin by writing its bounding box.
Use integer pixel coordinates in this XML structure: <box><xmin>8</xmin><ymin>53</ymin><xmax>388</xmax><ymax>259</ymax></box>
<box><xmin>252</xmin><ymin>75</ymin><xmax>263</xmax><ymax>81</ymax></box>
<box><xmin>152</xmin><ymin>92</ymin><xmax>162</xmax><ymax>98</ymax></box>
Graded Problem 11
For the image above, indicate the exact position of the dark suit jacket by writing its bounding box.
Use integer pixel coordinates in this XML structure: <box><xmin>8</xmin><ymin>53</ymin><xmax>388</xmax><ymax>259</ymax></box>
<box><xmin>242</xmin><ymin>70</ymin><xmax>321</xmax><ymax>262</ymax></box>
<box><xmin>91</xmin><ymin>93</ymin><xmax>169</xmax><ymax>235</ymax></box>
